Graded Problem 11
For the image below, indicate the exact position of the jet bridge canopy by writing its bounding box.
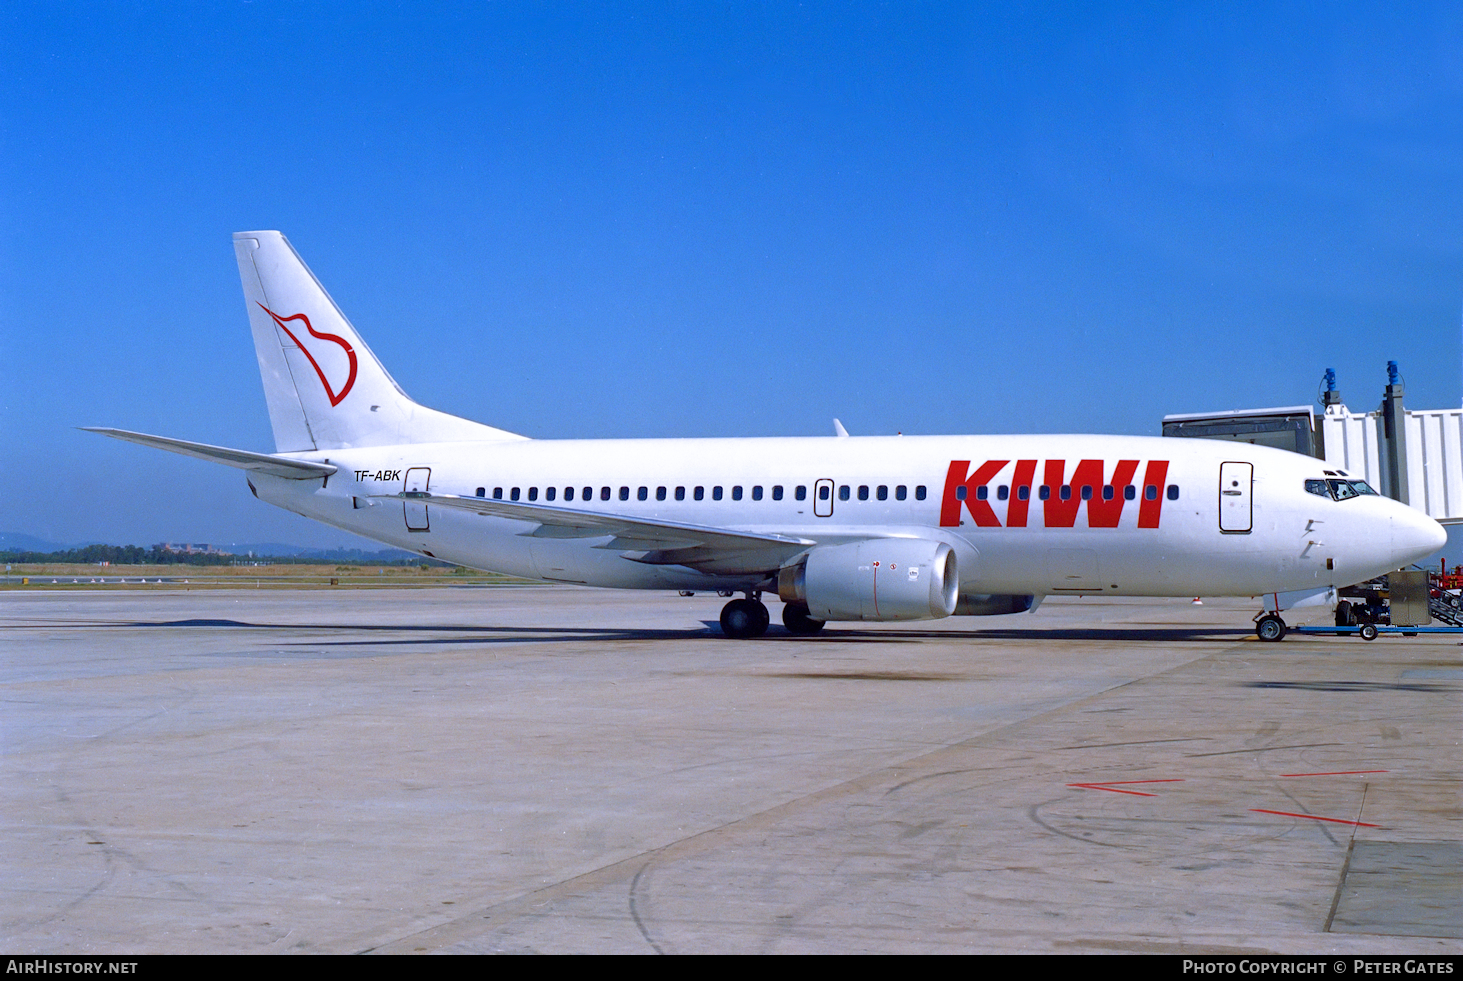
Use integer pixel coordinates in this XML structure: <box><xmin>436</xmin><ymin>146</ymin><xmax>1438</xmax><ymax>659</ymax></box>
<box><xmin>1161</xmin><ymin>406</ymin><xmax>1319</xmax><ymax>457</ymax></box>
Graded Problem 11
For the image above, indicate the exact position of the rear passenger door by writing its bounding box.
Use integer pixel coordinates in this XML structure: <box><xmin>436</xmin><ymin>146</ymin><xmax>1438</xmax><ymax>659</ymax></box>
<box><xmin>404</xmin><ymin>467</ymin><xmax>431</xmax><ymax>532</ymax></box>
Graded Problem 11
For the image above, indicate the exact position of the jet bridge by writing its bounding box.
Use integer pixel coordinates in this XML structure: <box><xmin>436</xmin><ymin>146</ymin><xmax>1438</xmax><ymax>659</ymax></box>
<box><xmin>1163</xmin><ymin>362</ymin><xmax>1463</xmax><ymax>567</ymax></box>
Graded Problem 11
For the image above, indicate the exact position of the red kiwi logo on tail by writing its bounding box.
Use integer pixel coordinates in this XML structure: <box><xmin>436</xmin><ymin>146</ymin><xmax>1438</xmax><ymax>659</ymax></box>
<box><xmin>259</xmin><ymin>304</ymin><xmax>358</xmax><ymax>406</ymax></box>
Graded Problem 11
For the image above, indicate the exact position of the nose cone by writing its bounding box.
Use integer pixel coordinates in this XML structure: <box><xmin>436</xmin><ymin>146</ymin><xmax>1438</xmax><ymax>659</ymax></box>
<box><xmin>1393</xmin><ymin>506</ymin><xmax>1447</xmax><ymax>567</ymax></box>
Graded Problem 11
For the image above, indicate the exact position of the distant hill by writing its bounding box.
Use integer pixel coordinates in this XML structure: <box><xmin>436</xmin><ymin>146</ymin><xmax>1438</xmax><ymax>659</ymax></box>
<box><xmin>0</xmin><ymin>532</ymin><xmax>72</xmax><ymax>552</ymax></box>
<box><xmin>3</xmin><ymin>533</ymin><xmax>419</xmax><ymax>564</ymax></box>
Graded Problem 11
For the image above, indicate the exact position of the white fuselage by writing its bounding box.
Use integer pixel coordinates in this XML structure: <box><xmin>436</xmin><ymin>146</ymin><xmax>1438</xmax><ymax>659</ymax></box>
<box><xmin>92</xmin><ymin>231</ymin><xmax>1450</xmax><ymax>634</ymax></box>
<box><xmin>250</xmin><ymin>432</ymin><xmax>1441</xmax><ymax>602</ymax></box>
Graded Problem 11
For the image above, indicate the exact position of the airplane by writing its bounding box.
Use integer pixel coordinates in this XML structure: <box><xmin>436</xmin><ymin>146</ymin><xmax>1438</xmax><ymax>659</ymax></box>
<box><xmin>87</xmin><ymin>231</ymin><xmax>1446</xmax><ymax>640</ymax></box>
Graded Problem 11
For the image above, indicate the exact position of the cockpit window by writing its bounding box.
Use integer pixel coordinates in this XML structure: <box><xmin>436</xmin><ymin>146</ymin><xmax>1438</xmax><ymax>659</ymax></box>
<box><xmin>1311</xmin><ymin>478</ymin><xmax>1380</xmax><ymax>501</ymax></box>
<box><xmin>1331</xmin><ymin>479</ymin><xmax>1377</xmax><ymax>499</ymax></box>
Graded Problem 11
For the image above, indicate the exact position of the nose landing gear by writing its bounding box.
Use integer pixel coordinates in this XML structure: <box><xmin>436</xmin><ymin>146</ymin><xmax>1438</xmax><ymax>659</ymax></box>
<box><xmin>1255</xmin><ymin>613</ymin><xmax>1287</xmax><ymax>642</ymax></box>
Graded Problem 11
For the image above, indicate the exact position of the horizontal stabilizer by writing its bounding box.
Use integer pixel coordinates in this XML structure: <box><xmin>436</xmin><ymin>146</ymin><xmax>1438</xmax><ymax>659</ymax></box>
<box><xmin>375</xmin><ymin>492</ymin><xmax>814</xmax><ymax>574</ymax></box>
<box><xmin>81</xmin><ymin>428</ymin><xmax>337</xmax><ymax>480</ymax></box>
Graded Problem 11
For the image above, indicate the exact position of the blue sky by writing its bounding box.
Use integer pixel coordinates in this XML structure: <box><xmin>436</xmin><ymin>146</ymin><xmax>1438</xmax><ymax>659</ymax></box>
<box><xmin>3</xmin><ymin>2</ymin><xmax>1461</xmax><ymax>548</ymax></box>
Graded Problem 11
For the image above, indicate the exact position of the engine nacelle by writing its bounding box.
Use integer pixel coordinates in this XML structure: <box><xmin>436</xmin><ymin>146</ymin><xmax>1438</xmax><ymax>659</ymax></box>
<box><xmin>954</xmin><ymin>593</ymin><xmax>1039</xmax><ymax>616</ymax></box>
<box><xmin>779</xmin><ymin>539</ymin><xmax>958</xmax><ymax>622</ymax></box>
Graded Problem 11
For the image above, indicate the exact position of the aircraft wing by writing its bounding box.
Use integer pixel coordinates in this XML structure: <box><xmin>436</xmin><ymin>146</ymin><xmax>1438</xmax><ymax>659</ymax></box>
<box><xmin>81</xmin><ymin>428</ymin><xmax>338</xmax><ymax>480</ymax></box>
<box><xmin>378</xmin><ymin>492</ymin><xmax>815</xmax><ymax>575</ymax></box>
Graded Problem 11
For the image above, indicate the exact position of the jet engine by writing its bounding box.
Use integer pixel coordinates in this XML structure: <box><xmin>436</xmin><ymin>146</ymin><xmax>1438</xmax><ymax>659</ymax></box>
<box><xmin>779</xmin><ymin>539</ymin><xmax>958</xmax><ymax>622</ymax></box>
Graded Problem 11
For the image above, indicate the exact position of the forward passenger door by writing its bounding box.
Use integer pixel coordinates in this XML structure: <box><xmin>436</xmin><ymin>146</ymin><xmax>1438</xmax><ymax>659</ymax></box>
<box><xmin>1219</xmin><ymin>462</ymin><xmax>1252</xmax><ymax>534</ymax></box>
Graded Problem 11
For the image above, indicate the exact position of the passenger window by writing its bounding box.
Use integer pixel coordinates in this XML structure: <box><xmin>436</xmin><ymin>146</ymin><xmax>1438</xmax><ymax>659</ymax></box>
<box><xmin>915</xmin><ymin>485</ymin><xmax>926</xmax><ymax>500</ymax></box>
<box><xmin>656</xmin><ymin>486</ymin><xmax>666</xmax><ymax>501</ymax></box>
<box><xmin>582</xmin><ymin>486</ymin><xmax>592</xmax><ymax>501</ymax></box>
<box><xmin>732</xmin><ymin>486</ymin><xmax>743</xmax><ymax>501</ymax></box>
<box><xmin>475</xmin><ymin>487</ymin><xmax>485</xmax><ymax>498</ymax></box>
<box><xmin>1144</xmin><ymin>485</ymin><xmax>1157</xmax><ymax>501</ymax></box>
<box><xmin>713</xmin><ymin>486</ymin><xmax>723</xmax><ymax>501</ymax></box>
<box><xmin>1038</xmin><ymin>486</ymin><xmax>1050</xmax><ymax>501</ymax></box>
<box><xmin>895</xmin><ymin>485</ymin><xmax>907</xmax><ymax>500</ymax></box>
<box><xmin>695</xmin><ymin>486</ymin><xmax>705</xmax><ymax>501</ymax></box>
<box><xmin>1102</xmin><ymin>485</ymin><xmax>1114</xmax><ymax>501</ymax></box>
<box><xmin>1060</xmin><ymin>486</ymin><xmax>1071</xmax><ymax>501</ymax></box>
<box><xmin>564</xmin><ymin>486</ymin><xmax>574</xmax><ymax>501</ymax></box>
<box><xmin>819</xmin><ymin>485</ymin><xmax>830</xmax><ymax>501</ymax></box>
<box><xmin>600</xmin><ymin>486</ymin><xmax>611</xmax><ymax>501</ymax></box>
<box><xmin>1124</xmin><ymin>485</ymin><xmax>1135</xmax><ymax>500</ymax></box>
<box><xmin>772</xmin><ymin>485</ymin><xmax>784</xmax><ymax>501</ymax></box>
<box><xmin>839</xmin><ymin>485</ymin><xmax>850</xmax><ymax>501</ymax></box>
<box><xmin>511</xmin><ymin>487</ymin><xmax>520</xmax><ymax>501</ymax></box>
<box><xmin>1167</xmin><ymin>485</ymin><xmax>1179</xmax><ymax>500</ymax></box>
<box><xmin>877</xmin><ymin>485</ymin><xmax>888</xmax><ymax>501</ymax></box>
<box><xmin>796</xmin><ymin>485</ymin><xmax>808</xmax><ymax>501</ymax></box>
<box><xmin>528</xmin><ymin>487</ymin><xmax>538</xmax><ymax>502</ymax></box>
<box><xmin>1017</xmin><ymin>486</ymin><xmax>1029</xmax><ymax>501</ymax></box>
<box><xmin>637</xmin><ymin>486</ymin><xmax>648</xmax><ymax>501</ymax></box>
<box><xmin>975</xmin><ymin>486</ymin><xmax>988</xmax><ymax>501</ymax></box>
<box><xmin>493</xmin><ymin>487</ymin><xmax>503</xmax><ymax>500</ymax></box>
<box><xmin>858</xmin><ymin>485</ymin><xmax>869</xmax><ymax>501</ymax></box>
<box><xmin>1080</xmin><ymin>485</ymin><xmax>1092</xmax><ymax>501</ymax></box>
<box><xmin>545</xmin><ymin>487</ymin><xmax>555</xmax><ymax>501</ymax></box>
<box><xmin>997</xmin><ymin>485</ymin><xmax>1008</xmax><ymax>501</ymax></box>
<box><xmin>619</xmin><ymin>487</ymin><xmax>630</xmax><ymax>501</ymax></box>
<box><xmin>675</xmin><ymin>486</ymin><xmax>686</xmax><ymax>501</ymax></box>
<box><xmin>752</xmin><ymin>486</ymin><xmax>763</xmax><ymax>501</ymax></box>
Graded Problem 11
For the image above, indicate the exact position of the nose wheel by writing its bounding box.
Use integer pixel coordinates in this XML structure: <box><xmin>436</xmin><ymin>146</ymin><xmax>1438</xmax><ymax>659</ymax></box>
<box><xmin>720</xmin><ymin>597</ymin><xmax>770</xmax><ymax>639</ymax></box>
<box><xmin>1255</xmin><ymin>614</ymin><xmax>1287</xmax><ymax>642</ymax></box>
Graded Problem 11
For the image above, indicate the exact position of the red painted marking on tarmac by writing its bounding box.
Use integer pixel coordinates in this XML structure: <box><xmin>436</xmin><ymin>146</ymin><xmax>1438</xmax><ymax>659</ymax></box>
<box><xmin>1278</xmin><ymin>770</ymin><xmax>1388</xmax><ymax>778</ymax></box>
<box><xmin>1068</xmin><ymin>779</ymin><xmax>1184</xmax><ymax>797</ymax></box>
<box><xmin>1250</xmin><ymin>808</ymin><xmax>1381</xmax><ymax>828</ymax></box>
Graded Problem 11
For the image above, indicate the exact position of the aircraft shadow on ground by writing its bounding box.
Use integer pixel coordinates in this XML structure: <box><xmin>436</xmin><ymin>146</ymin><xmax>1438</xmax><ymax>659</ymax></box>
<box><xmin>92</xmin><ymin>617</ymin><xmax>1255</xmax><ymax>649</ymax></box>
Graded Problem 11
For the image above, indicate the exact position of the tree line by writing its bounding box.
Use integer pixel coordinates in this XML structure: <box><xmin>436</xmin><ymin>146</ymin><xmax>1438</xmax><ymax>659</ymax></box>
<box><xmin>1</xmin><ymin>545</ymin><xmax>432</xmax><ymax>566</ymax></box>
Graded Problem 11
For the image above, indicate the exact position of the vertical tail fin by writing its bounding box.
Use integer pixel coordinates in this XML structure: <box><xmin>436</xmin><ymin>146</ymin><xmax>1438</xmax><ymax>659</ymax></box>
<box><xmin>232</xmin><ymin>231</ymin><xmax>523</xmax><ymax>451</ymax></box>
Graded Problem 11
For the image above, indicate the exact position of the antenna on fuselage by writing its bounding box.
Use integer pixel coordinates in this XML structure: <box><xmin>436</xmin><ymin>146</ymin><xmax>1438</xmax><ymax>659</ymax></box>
<box><xmin>833</xmin><ymin>419</ymin><xmax>850</xmax><ymax>437</ymax></box>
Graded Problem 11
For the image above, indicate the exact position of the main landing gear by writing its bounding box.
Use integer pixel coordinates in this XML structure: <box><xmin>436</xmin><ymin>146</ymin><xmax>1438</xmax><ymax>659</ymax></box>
<box><xmin>781</xmin><ymin>602</ymin><xmax>826</xmax><ymax>636</ymax></box>
<box><xmin>719</xmin><ymin>593</ymin><xmax>829</xmax><ymax>639</ymax></box>
<box><xmin>1255</xmin><ymin>613</ymin><xmax>1287</xmax><ymax>642</ymax></box>
<box><xmin>720</xmin><ymin>594</ymin><xmax>770</xmax><ymax>639</ymax></box>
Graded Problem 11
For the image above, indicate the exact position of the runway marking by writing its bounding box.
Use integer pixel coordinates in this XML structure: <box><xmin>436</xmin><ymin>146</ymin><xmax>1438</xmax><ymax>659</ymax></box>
<box><xmin>1278</xmin><ymin>770</ymin><xmax>1387</xmax><ymax>777</ymax></box>
<box><xmin>1250</xmin><ymin>809</ymin><xmax>1381</xmax><ymax>828</ymax></box>
<box><xmin>1067</xmin><ymin>779</ymin><xmax>1184</xmax><ymax>797</ymax></box>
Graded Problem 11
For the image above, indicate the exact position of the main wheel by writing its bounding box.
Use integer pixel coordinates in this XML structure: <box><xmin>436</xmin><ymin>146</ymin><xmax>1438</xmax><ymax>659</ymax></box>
<box><xmin>782</xmin><ymin>603</ymin><xmax>826</xmax><ymax>635</ymax></box>
<box><xmin>720</xmin><ymin>598</ymin><xmax>769</xmax><ymax>639</ymax></box>
<box><xmin>1256</xmin><ymin>614</ymin><xmax>1287</xmax><ymax>642</ymax></box>
<box><xmin>751</xmin><ymin>599</ymin><xmax>770</xmax><ymax>635</ymax></box>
